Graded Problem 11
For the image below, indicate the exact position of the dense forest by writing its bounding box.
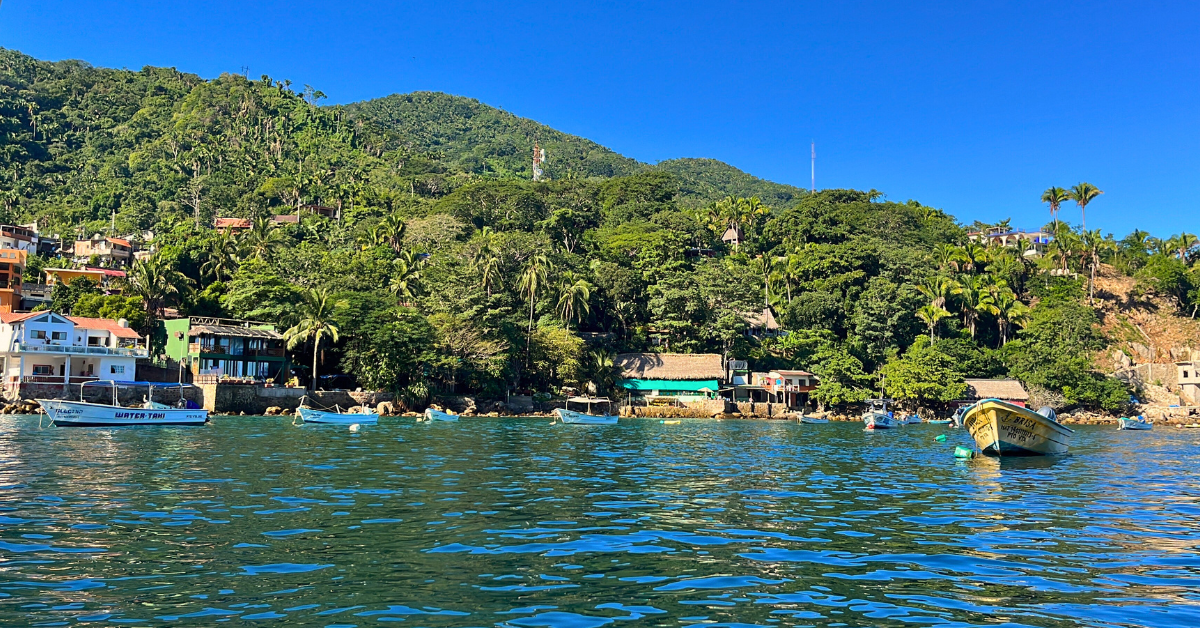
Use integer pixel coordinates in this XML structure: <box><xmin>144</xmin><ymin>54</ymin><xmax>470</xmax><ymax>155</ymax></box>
<box><xmin>5</xmin><ymin>48</ymin><xmax>1196</xmax><ymax>412</ymax></box>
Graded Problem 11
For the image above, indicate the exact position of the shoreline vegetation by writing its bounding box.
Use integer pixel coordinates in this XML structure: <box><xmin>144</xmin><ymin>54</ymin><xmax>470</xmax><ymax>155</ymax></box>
<box><xmin>3</xmin><ymin>48</ymin><xmax>1199</xmax><ymax>421</ymax></box>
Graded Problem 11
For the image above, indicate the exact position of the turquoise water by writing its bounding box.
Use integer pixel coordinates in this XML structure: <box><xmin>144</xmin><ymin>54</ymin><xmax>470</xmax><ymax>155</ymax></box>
<box><xmin>1</xmin><ymin>416</ymin><xmax>1198</xmax><ymax>627</ymax></box>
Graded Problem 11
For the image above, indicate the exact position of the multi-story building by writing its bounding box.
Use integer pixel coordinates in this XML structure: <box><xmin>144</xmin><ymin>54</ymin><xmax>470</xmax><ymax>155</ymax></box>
<box><xmin>759</xmin><ymin>370</ymin><xmax>819</xmax><ymax>408</ymax></box>
<box><xmin>0</xmin><ymin>249</ymin><xmax>26</xmax><ymax>313</ymax></box>
<box><xmin>0</xmin><ymin>312</ymin><xmax>147</xmax><ymax>388</ymax></box>
<box><xmin>44</xmin><ymin>267</ymin><xmax>126</xmax><ymax>292</ymax></box>
<box><xmin>162</xmin><ymin>317</ymin><xmax>289</xmax><ymax>382</ymax></box>
<box><xmin>0</xmin><ymin>224</ymin><xmax>38</xmax><ymax>253</ymax></box>
<box><xmin>73</xmin><ymin>236</ymin><xmax>134</xmax><ymax>266</ymax></box>
<box><xmin>967</xmin><ymin>227</ymin><xmax>1053</xmax><ymax>257</ymax></box>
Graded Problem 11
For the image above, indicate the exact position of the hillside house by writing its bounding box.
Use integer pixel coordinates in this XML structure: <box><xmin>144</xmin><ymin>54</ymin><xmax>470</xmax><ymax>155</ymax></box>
<box><xmin>762</xmin><ymin>369</ymin><xmax>819</xmax><ymax>409</ymax></box>
<box><xmin>0</xmin><ymin>249</ymin><xmax>26</xmax><ymax>313</ymax></box>
<box><xmin>616</xmin><ymin>353</ymin><xmax>724</xmax><ymax>401</ymax></box>
<box><xmin>73</xmin><ymin>236</ymin><xmax>134</xmax><ymax>266</ymax></box>
<box><xmin>162</xmin><ymin>317</ymin><xmax>289</xmax><ymax>382</ymax></box>
<box><xmin>967</xmin><ymin>227</ymin><xmax>1052</xmax><ymax>258</ymax></box>
<box><xmin>0</xmin><ymin>312</ymin><xmax>146</xmax><ymax>391</ymax></box>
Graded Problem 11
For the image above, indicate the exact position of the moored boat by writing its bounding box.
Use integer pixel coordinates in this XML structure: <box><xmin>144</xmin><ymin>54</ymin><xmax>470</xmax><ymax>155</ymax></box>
<box><xmin>799</xmin><ymin>415</ymin><xmax>829</xmax><ymax>424</ymax></box>
<box><xmin>1118</xmin><ymin>416</ymin><xmax>1152</xmax><ymax>431</ymax></box>
<box><xmin>862</xmin><ymin>399</ymin><xmax>896</xmax><ymax>430</ymax></box>
<box><xmin>961</xmin><ymin>399</ymin><xmax>1073</xmax><ymax>456</ymax></box>
<box><xmin>926</xmin><ymin>419</ymin><xmax>952</xmax><ymax>425</ymax></box>
<box><xmin>39</xmin><ymin>399</ymin><xmax>208</xmax><ymax>427</ymax></box>
<box><xmin>38</xmin><ymin>381</ymin><xmax>208</xmax><ymax>427</ymax></box>
<box><xmin>554</xmin><ymin>397</ymin><xmax>618</xmax><ymax>425</ymax></box>
<box><xmin>296</xmin><ymin>406</ymin><xmax>379</xmax><ymax>425</ymax></box>
<box><xmin>423</xmin><ymin>408</ymin><xmax>459</xmax><ymax>422</ymax></box>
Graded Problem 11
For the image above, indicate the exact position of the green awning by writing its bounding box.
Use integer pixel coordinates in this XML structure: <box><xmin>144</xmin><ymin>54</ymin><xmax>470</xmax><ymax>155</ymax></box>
<box><xmin>617</xmin><ymin>379</ymin><xmax>721</xmax><ymax>392</ymax></box>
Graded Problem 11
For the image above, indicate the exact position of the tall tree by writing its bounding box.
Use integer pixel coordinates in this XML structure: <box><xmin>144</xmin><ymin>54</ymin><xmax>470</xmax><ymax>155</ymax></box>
<box><xmin>555</xmin><ymin>271</ymin><xmax>593</xmax><ymax>329</ymax></box>
<box><xmin>284</xmin><ymin>288</ymin><xmax>341</xmax><ymax>390</ymax></box>
<box><xmin>1068</xmin><ymin>182</ymin><xmax>1103</xmax><ymax>231</ymax></box>
<box><xmin>915</xmin><ymin>304</ymin><xmax>951</xmax><ymax>341</ymax></box>
<box><xmin>518</xmin><ymin>253</ymin><xmax>553</xmax><ymax>359</ymax></box>
<box><xmin>123</xmin><ymin>255</ymin><xmax>193</xmax><ymax>329</ymax></box>
<box><xmin>1041</xmin><ymin>186</ymin><xmax>1070</xmax><ymax>232</ymax></box>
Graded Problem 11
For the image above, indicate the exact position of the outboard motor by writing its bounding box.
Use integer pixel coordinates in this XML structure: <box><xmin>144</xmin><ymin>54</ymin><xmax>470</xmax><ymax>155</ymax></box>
<box><xmin>1036</xmin><ymin>406</ymin><xmax>1058</xmax><ymax>422</ymax></box>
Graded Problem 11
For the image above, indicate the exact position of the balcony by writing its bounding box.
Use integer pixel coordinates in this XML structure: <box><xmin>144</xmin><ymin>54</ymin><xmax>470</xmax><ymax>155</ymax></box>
<box><xmin>19</xmin><ymin>375</ymin><xmax>100</xmax><ymax>385</ymax></box>
<box><xmin>188</xmin><ymin>343</ymin><xmax>285</xmax><ymax>358</ymax></box>
<box><xmin>16</xmin><ymin>342</ymin><xmax>148</xmax><ymax>358</ymax></box>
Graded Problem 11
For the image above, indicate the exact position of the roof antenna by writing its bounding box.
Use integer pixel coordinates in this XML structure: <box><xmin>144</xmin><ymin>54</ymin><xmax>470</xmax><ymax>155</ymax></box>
<box><xmin>811</xmin><ymin>141</ymin><xmax>816</xmax><ymax>194</ymax></box>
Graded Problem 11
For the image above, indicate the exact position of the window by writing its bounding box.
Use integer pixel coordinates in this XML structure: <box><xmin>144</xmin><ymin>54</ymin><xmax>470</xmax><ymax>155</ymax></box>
<box><xmin>1186</xmin><ymin>371</ymin><xmax>1191</xmax><ymax>379</ymax></box>
<box><xmin>110</xmin><ymin>365</ymin><xmax>125</xmax><ymax>375</ymax></box>
<box><xmin>32</xmin><ymin>365</ymin><xmax>52</xmax><ymax>376</ymax></box>
<box><xmin>31</xmin><ymin>330</ymin><xmax>46</xmax><ymax>340</ymax></box>
<box><xmin>51</xmin><ymin>331</ymin><xmax>67</xmax><ymax>341</ymax></box>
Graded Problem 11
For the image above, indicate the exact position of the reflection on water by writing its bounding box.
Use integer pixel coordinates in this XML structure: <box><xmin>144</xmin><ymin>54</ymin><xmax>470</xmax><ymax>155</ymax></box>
<box><xmin>0</xmin><ymin>417</ymin><xmax>1198</xmax><ymax>627</ymax></box>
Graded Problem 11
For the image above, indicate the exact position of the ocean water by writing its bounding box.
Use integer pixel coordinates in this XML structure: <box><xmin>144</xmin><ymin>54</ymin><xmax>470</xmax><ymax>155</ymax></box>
<box><xmin>0</xmin><ymin>416</ymin><xmax>1197</xmax><ymax>627</ymax></box>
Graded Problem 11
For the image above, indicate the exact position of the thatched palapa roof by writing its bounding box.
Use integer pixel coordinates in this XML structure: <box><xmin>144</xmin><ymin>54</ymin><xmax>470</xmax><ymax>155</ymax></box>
<box><xmin>963</xmin><ymin>379</ymin><xmax>1029</xmax><ymax>401</ymax></box>
<box><xmin>616</xmin><ymin>353</ymin><xmax>724</xmax><ymax>381</ymax></box>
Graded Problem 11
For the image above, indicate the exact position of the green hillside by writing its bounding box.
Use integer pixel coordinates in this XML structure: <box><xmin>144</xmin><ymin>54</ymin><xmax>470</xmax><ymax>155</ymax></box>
<box><xmin>0</xmin><ymin>47</ymin><xmax>1139</xmax><ymax>413</ymax></box>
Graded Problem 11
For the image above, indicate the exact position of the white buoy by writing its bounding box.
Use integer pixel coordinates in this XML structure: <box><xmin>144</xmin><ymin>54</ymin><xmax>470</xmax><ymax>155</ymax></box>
<box><xmin>349</xmin><ymin>423</ymin><xmax>360</xmax><ymax>432</ymax></box>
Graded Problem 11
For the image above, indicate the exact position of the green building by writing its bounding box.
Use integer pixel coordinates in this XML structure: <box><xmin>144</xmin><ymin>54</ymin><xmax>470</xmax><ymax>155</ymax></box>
<box><xmin>615</xmin><ymin>353</ymin><xmax>724</xmax><ymax>400</ymax></box>
<box><xmin>162</xmin><ymin>317</ymin><xmax>289</xmax><ymax>382</ymax></box>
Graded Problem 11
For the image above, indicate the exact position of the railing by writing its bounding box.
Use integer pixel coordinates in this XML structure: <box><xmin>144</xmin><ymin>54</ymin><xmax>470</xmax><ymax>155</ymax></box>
<box><xmin>20</xmin><ymin>375</ymin><xmax>100</xmax><ymax>385</ymax></box>
<box><xmin>17</xmin><ymin>343</ymin><xmax>148</xmax><ymax>357</ymax></box>
<box><xmin>188</xmin><ymin>343</ymin><xmax>285</xmax><ymax>358</ymax></box>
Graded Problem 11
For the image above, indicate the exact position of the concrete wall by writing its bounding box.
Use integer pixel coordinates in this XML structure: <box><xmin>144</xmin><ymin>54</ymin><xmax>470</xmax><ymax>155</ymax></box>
<box><xmin>193</xmin><ymin>384</ymin><xmax>392</xmax><ymax>414</ymax></box>
<box><xmin>735</xmin><ymin>402</ymin><xmax>792</xmax><ymax>418</ymax></box>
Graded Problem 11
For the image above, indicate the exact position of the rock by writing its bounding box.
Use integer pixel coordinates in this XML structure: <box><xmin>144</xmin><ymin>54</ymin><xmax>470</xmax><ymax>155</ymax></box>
<box><xmin>376</xmin><ymin>401</ymin><xmax>395</xmax><ymax>417</ymax></box>
<box><xmin>264</xmin><ymin>406</ymin><xmax>281</xmax><ymax>416</ymax></box>
<box><xmin>239</xmin><ymin>411</ymin><xmax>246</xmax><ymax>416</ymax></box>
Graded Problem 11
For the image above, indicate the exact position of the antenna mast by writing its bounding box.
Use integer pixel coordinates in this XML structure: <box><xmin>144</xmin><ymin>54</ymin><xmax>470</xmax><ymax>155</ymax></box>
<box><xmin>532</xmin><ymin>141</ymin><xmax>546</xmax><ymax>182</ymax></box>
<box><xmin>811</xmin><ymin>142</ymin><xmax>815</xmax><ymax>194</ymax></box>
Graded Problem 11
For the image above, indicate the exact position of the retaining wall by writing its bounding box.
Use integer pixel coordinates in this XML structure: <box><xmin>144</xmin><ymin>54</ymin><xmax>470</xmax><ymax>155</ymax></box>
<box><xmin>7</xmin><ymin>382</ymin><xmax>203</xmax><ymax>406</ymax></box>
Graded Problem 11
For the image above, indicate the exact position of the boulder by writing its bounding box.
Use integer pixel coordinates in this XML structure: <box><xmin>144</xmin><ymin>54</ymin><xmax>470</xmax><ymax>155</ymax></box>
<box><xmin>376</xmin><ymin>401</ymin><xmax>396</xmax><ymax>417</ymax></box>
<box><xmin>264</xmin><ymin>406</ymin><xmax>281</xmax><ymax>416</ymax></box>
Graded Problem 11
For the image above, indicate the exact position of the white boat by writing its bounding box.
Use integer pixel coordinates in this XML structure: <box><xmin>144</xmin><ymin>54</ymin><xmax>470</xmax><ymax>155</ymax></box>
<box><xmin>554</xmin><ymin>397</ymin><xmax>618</xmax><ymax>425</ymax></box>
<box><xmin>799</xmin><ymin>416</ymin><xmax>829</xmax><ymax>424</ymax></box>
<box><xmin>39</xmin><ymin>399</ymin><xmax>208</xmax><ymax>427</ymax></box>
<box><xmin>962</xmin><ymin>399</ymin><xmax>1073</xmax><ymax>456</ymax></box>
<box><xmin>296</xmin><ymin>406</ymin><xmax>379</xmax><ymax>425</ymax></box>
<box><xmin>862</xmin><ymin>399</ymin><xmax>896</xmax><ymax>430</ymax></box>
<box><xmin>38</xmin><ymin>381</ymin><xmax>208</xmax><ymax>427</ymax></box>
<box><xmin>1118</xmin><ymin>416</ymin><xmax>1153</xmax><ymax>431</ymax></box>
<box><xmin>422</xmin><ymin>408</ymin><xmax>459</xmax><ymax>422</ymax></box>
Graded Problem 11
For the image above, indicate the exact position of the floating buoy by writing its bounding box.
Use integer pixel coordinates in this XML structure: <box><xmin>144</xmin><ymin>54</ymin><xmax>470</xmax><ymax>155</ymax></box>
<box><xmin>954</xmin><ymin>446</ymin><xmax>975</xmax><ymax>459</ymax></box>
<box><xmin>661</xmin><ymin>420</ymin><xmax>681</xmax><ymax>425</ymax></box>
<box><xmin>935</xmin><ymin>434</ymin><xmax>947</xmax><ymax>442</ymax></box>
<box><xmin>349</xmin><ymin>423</ymin><xmax>360</xmax><ymax>432</ymax></box>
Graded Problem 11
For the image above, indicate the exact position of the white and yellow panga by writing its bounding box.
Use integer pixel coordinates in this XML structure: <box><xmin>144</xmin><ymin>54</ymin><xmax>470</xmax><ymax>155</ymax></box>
<box><xmin>962</xmin><ymin>399</ymin><xmax>1073</xmax><ymax>456</ymax></box>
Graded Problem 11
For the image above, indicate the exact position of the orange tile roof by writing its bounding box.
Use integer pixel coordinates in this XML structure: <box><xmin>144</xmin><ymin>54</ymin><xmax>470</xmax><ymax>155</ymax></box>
<box><xmin>107</xmin><ymin>238</ymin><xmax>132</xmax><ymax>247</ymax></box>
<box><xmin>0</xmin><ymin>312</ymin><xmax>42</xmax><ymax>323</ymax></box>
<box><xmin>67</xmin><ymin>316</ymin><xmax>142</xmax><ymax>338</ymax></box>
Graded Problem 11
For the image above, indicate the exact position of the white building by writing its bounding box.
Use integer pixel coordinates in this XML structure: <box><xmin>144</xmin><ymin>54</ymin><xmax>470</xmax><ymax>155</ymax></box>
<box><xmin>0</xmin><ymin>311</ymin><xmax>147</xmax><ymax>386</ymax></box>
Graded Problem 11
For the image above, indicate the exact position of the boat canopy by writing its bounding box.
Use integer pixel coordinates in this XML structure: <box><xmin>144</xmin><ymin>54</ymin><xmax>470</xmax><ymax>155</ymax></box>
<box><xmin>567</xmin><ymin>397</ymin><xmax>611</xmax><ymax>404</ymax></box>
<box><xmin>617</xmin><ymin>379</ymin><xmax>720</xmax><ymax>392</ymax></box>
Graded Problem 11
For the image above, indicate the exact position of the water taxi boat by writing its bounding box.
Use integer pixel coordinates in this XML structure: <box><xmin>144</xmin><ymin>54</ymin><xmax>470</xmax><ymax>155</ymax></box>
<box><xmin>799</xmin><ymin>415</ymin><xmax>829</xmax><ymax>424</ymax></box>
<box><xmin>38</xmin><ymin>381</ymin><xmax>208</xmax><ymax>427</ymax></box>
<box><xmin>1118</xmin><ymin>416</ymin><xmax>1152</xmax><ymax>431</ymax></box>
<box><xmin>422</xmin><ymin>408</ymin><xmax>459</xmax><ymax>422</ymax></box>
<box><xmin>862</xmin><ymin>399</ymin><xmax>896</xmax><ymax>430</ymax></box>
<box><xmin>554</xmin><ymin>397</ymin><xmax>618</xmax><ymax>425</ymax></box>
<box><xmin>961</xmin><ymin>399</ymin><xmax>1073</xmax><ymax>456</ymax></box>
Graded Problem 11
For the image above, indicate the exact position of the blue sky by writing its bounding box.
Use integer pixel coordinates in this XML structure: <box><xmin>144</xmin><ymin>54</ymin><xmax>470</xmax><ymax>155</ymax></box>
<box><xmin>3</xmin><ymin>1</ymin><xmax>1197</xmax><ymax>237</ymax></box>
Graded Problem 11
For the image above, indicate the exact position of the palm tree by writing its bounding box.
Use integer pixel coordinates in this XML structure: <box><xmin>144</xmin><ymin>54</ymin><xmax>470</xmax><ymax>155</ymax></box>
<box><xmin>1068</xmin><ymin>182</ymin><xmax>1103</xmax><ymax>231</ymax></box>
<box><xmin>283</xmin><ymin>288</ymin><xmax>341</xmax><ymax>391</ymax></box>
<box><xmin>201</xmin><ymin>231</ymin><xmax>239</xmax><ymax>281</ymax></box>
<box><xmin>934</xmin><ymin>243</ymin><xmax>965</xmax><ymax>272</ymax></box>
<box><xmin>1080</xmin><ymin>229</ymin><xmax>1111</xmax><ymax>305</ymax></box>
<box><xmin>960</xmin><ymin>241</ymin><xmax>989</xmax><ymax>272</ymax></box>
<box><xmin>123</xmin><ymin>255</ymin><xmax>193</xmax><ymax>326</ymax></box>
<box><xmin>1041</xmin><ymin>187</ymin><xmax>1070</xmax><ymax>232</ymax></box>
<box><xmin>555</xmin><ymin>271</ymin><xmax>593</xmax><ymax>329</ymax></box>
<box><xmin>379</xmin><ymin>213</ymin><xmax>406</xmax><ymax>253</ymax></box>
<box><xmin>993</xmin><ymin>290</ymin><xmax>1030</xmax><ymax>345</ymax></box>
<box><xmin>389</xmin><ymin>250</ymin><xmax>424</xmax><ymax>300</ymax></box>
<box><xmin>518</xmin><ymin>253</ymin><xmax>553</xmax><ymax>357</ymax></box>
<box><xmin>586</xmin><ymin>350</ymin><xmax>620</xmax><ymax>397</ymax></box>
<box><xmin>916</xmin><ymin>305</ymin><xmax>951</xmax><ymax>341</ymax></box>
<box><xmin>752</xmin><ymin>255</ymin><xmax>785</xmax><ymax>307</ymax></box>
<box><xmin>916</xmin><ymin>275</ymin><xmax>962</xmax><ymax>310</ymax></box>
<box><xmin>240</xmin><ymin>216</ymin><xmax>286</xmax><ymax>261</ymax></box>
<box><xmin>958</xmin><ymin>275</ymin><xmax>998</xmax><ymax>340</ymax></box>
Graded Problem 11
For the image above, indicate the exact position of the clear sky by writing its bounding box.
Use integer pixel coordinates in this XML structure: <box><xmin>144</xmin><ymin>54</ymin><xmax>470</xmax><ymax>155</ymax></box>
<box><xmin>3</xmin><ymin>1</ymin><xmax>1197</xmax><ymax>237</ymax></box>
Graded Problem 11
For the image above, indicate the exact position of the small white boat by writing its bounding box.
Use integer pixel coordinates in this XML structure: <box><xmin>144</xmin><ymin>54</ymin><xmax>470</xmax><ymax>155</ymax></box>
<box><xmin>422</xmin><ymin>408</ymin><xmax>459</xmax><ymax>422</ymax></box>
<box><xmin>1118</xmin><ymin>416</ymin><xmax>1153</xmax><ymax>431</ymax></box>
<box><xmin>900</xmin><ymin>413</ymin><xmax>922</xmax><ymax>425</ymax></box>
<box><xmin>296</xmin><ymin>406</ymin><xmax>379</xmax><ymax>425</ymax></box>
<box><xmin>863</xmin><ymin>399</ymin><xmax>896</xmax><ymax>430</ymax></box>
<box><xmin>554</xmin><ymin>397</ymin><xmax>618</xmax><ymax>425</ymax></box>
<box><xmin>799</xmin><ymin>415</ymin><xmax>829</xmax><ymax>424</ymax></box>
<box><xmin>962</xmin><ymin>399</ymin><xmax>1073</xmax><ymax>456</ymax></box>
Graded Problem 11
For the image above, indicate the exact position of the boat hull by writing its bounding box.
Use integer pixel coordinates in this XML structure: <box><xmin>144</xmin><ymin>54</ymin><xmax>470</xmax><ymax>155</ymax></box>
<box><xmin>799</xmin><ymin>417</ymin><xmax>829</xmax><ymax>424</ymax></box>
<box><xmin>554</xmin><ymin>408</ymin><xmax>618</xmax><ymax>425</ymax></box>
<box><xmin>297</xmin><ymin>407</ymin><xmax>379</xmax><ymax>424</ymax></box>
<box><xmin>1118</xmin><ymin>418</ymin><xmax>1152</xmax><ymax>431</ymax></box>
<box><xmin>863</xmin><ymin>413</ymin><xmax>896</xmax><ymax>430</ymax></box>
<box><xmin>926</xmin><ymin>419</ymin><xmax>952</xmax><ymax>425</ymax></box>
<box><xmin>423</xmin><ymin>408</ymin><xmax>459</xmax><ymax>422</ymax></box>
<box><xmin>39</xmin><ymin>399</ymin><xmax>208</xmax><ymax>427</ymax></box>
<box><xmin>962</xmin><ymin>399</ymin><xmax>1073</xmax><ymax>456</ymax></box>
